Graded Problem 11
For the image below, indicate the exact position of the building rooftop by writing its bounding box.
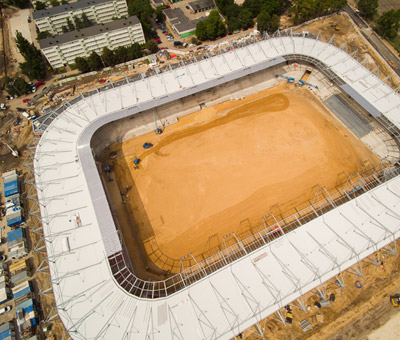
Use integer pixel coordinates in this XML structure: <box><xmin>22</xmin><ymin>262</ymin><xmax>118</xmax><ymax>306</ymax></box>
<box><xmin>33</xmin><ymin>0</ymin><xmax>121</xmax><ymax>20</ymax></box>
<box><xmin>39</xmin><ymin>16</ymin><xmax>140</xmax><ymax>49</ymax></box>
<box><xmin>189</xmin><ymin>0</ymin><xmax>214</xmax><ymax>11</ymax></box>
<box><xmin>164</xmin><ymin>7</ymin><xmax>206</xmax><ymax>33</ymax></box>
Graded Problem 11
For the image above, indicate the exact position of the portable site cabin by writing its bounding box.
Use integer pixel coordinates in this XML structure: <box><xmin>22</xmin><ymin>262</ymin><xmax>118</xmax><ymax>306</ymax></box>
<box><xmin>6</xmin><ymin>207</ymin><xmax>23</xmax><ymax>228</ymax></box>
<box><xmin>5</xmin><ymin>195</ymin><xmax>20</xmax><ymax>210</ymax></box>
<box><xmin>8</xmin><ymin>245</ymin><xmax>29</xmax><ymax>261</ymax></box>
<box><xmin>0</xmin><ymin>283</ymin><xmax>12</xmax><ymax>306</ymax></box>
<box><xmin>10</xmin><ymin>270</ymin><xmax>30</xmax><ymax>286</ymax></box>
<box><xmin>2</xmin><ymin>170</ymin><xmax>19</xmax><ymax>198</ymax></box>
<box><xmin>12</xmin><ymin>281</ymin><xmax>32</xmax><ymax>302</ymax></box>
<box><xmin>0</xmin><ymin>321</ymin><xmax>16</xmax><ymax>340</ymax></box>
<box><xmin>7</xmin><ymin>229</ymin><xmax>27</xmax><ymax>253</ymax></box>
<box><xmin>9</xmin><ymin>259</ymin><xmax>27</xmax><ymax>275</ymax></box>
<box><xmin>16</xmin><ymin>298</ymin><xmax>37</xmax><ymax>338</ymax></box>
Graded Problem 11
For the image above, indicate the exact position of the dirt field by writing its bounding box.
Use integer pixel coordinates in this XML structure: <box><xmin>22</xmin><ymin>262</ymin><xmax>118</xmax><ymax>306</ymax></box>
<box><xmin>110</xmin><ymin>83</ymin><xmax>380</xmax><ymax>269</ymax></box>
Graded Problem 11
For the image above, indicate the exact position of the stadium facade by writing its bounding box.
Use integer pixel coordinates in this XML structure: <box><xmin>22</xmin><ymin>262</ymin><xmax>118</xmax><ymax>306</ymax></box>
<box><xmin>31</xmin><ymin>34</ymin><xmax>400</xmax><ymax>339</ymax></box>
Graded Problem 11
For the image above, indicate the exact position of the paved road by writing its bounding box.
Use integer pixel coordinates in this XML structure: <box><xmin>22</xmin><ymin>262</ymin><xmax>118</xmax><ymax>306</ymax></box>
<box><xmin>343</xmin><ymin>5</ymin><xmax>400</xmax><ymax>77</ymax></box>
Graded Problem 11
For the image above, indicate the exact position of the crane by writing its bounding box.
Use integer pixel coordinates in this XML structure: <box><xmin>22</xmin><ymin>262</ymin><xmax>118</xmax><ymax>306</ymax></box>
<box><xmin>298</xmin><ymin>79</ymin><xmax>319</xmax><ymax>89</ymax></box>
<box><xmin>275</xmin><ymin>74</ymin><xmax>295</xmax><ymax>83</ymax></box>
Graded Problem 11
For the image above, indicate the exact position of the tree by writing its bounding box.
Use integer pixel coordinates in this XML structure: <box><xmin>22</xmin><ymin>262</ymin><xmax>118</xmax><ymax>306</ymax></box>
<box><xmin>206</xmin><ymin>10</ymin><xmax>226</xmax><ymax>40</ymax></box>
<box><xmin>127</xmin><ymin>42</ymin><xmax>142</xmax><ymax>60</ymax></box>
<box><xmin>4</xmin><ymin>76</ymin><xmax>31</xmax><ymax>96</ymax></box>
<box><xmin>196</xmin><ymin>20</ymin><xmax>208</xmax><ymax>40</ymax></box>
<box><xmin>155</xmin><ymin>6</ymin><xmax>165</xmax><ymax>23</ymax></box>
<box><xmin>75</xmin><ymin>56</ymin><xmax>90</xmax><ymax>73</ymax></box>
<box><xmin>73</xmin><ymin>15</ymin><xmax>84</xmax><ymax>29</ymax></box>
<box><xmin>102</xmin><ymin>47</ymin><xmax>117</xmax><ymax>66</ymax></box>
<box><xmin>257</xmin><ymin>10</ymin><xmax>269</xmax><ymax>33</ymax></box>
<box><xmin>146</xmin><ymin>39</ymin><xmax>159</xmax><ymax>53</ymax></box>
<box><xmin>375</xmin><ymin>10</ymin><xmax>400</xmax><ymax>40</ymax></box>
<box><xmin>7</xmin><ymin>0</ymin><xmax>30</xmax><ymax>9</ymax></box>
<box><xmin>114</xmin><ymin>46</ymin><xmax>128</xmax><ymax>64</ymax></box>
<box><xmin>191</xmin><ymin>36</ymin><xmax>198</xmax><ymax>44</ymax></box>
<box><xmin>50</xmin><ymin>0</ymin><xmax>60</xmax><ymax>6</ymax></box>
<box><xmin>243</xmin><ymin>0</ymin><xmax>260</xmax><ymax>18</ymax></box>
<box><xmin>35</xmin><ymin>0</ymin><xmax>46</xmax><ymax>10</ymax></box>
<box><xmin>238</xmin><ymin>8</ymin><xmax>254</xmax><ymax>29</ymax></box>
<box><xmin>87</xmin><ymin>51</ymin><xmax>103</xmax><ymax>70</ymax></box>
<box><xmin>15</xmin><ymin>31</ymin><xmax>46</xmax><ymax>80</ymax></box>
<box><xmin>128</xmin><ymin>0</ymin><xmax>154</xmax><ymax>32</ymax></box>
<box><xmin>67</xmin><ymin>18</ymin><xmax>75</xmax><ymax>31</ymax></box>
<box><xmin>36</xmin><ymin>31</ymin><xmax>52</xmax><ymax>40</ymax></box>
<box><xmin>227</xmin><ymin>18</ymin><xmax>240</xmax><ymax>33</ymax></box>
<box><xmin>62</xmin><ymin>25</ymin><xmax>69</xmax><ymax>33</ymax></box>
<box><xmin>61</xmin><ymin>0</ymin><xmax>68</xmax><ymax>3</ymax></box>
<box><xmin>81</xmin><ymin>13</ymin><xmax>93</xmax><ymax>28</ymax></box>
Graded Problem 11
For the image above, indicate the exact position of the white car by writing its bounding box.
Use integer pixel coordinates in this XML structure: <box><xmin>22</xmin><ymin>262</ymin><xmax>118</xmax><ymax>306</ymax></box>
<box><xmin>0</xmin><ymin>103</ymin><xmax>6</xmax><ymax>110</ymax></box>
<box><xmin>0</xmin><ymin>306</ymin><xmax>11</xmax><ymax>315</ymax></box>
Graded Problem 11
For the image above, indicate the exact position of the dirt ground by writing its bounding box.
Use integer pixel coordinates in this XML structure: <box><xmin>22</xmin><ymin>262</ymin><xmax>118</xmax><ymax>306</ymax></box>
<box><xmin>109</xmin><ymin>83</ymin><xmax>380</xmax><ymax>271</ymax></box>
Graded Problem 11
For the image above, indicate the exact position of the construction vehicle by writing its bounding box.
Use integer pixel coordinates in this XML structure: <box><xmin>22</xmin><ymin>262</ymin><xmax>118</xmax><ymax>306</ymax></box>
<box><xmin>104</xmin><ymin>165</ymin><xmax>113</xmax><ymax>182</ymax></box>
<box><xmin>390</xmin><ymin>294</ymin><xmax>400</xmax><ymax>307</ymax></box>
<box><xmin>275</xmin><ymin>74</ymin><xmax>295</xmax><ymax>83</ymax></box>
<box><xmin>330</xmin><ymin>23</ymin><xmax>341</xmax><ymax>31</ymax></box>
<box><xmin>298</xmin><ymin>79</ymin><xmax>319</xmax><ymax>89</ymax></box>
<box><xmin>143</xmin><ymin>143</ymin><xmax>153</xmax><ymax>149</ymax></box>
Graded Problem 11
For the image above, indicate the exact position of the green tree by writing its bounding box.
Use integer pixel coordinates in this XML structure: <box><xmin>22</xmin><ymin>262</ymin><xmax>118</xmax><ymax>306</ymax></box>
<box><xmin>87</xmin><ymin>51</ymin><xmax>103</xmax><ymax>70</ymax></box>
<box><xmin>155</xmin><ymin>6</ymin><xmax>166</xmax><ymax>23</ymax></box>
<box><xmin>36</xmin><ymin>31</ymin><xmax>52</xmax><ymax>40</ymax></box>
<box><xmin>257</xmin><ymin>10</ymin><xmax>269</xmax><ymax>33</ymax></box>
<box><xmin>127</xmin><ymin>42</ymin><xmax>142</xmax><ymax>60</ymax></box>
<box><xmin>7</xmin><ymin>0</ymin><xmax>30</xmax><ymax>9</ymax></box>
<box><xmin>243</xmin><ymin>0</ymin><xmax>260</xmax><ymax>18</ymax></box>
<box><xmin>102</xmin><ymin>47</ymin><xmax>117</xmax><ymax>66</ymax></box>
<box><xmin>146</xmin><ymin>39</ymin><xmax>159</xmax><ymax>53</ymax></box>
<box><xmin>35</xmin><ymin>0</ymin><xmax>46</xmax><ymax>10</ymax></box>
<box><xmin>4</xmin><ymin>76</ymin><xmax>31</xmax><ymax>96</ymax></box>
<box><xmin>61</xmin><ymin>0</ymin><xmax>68</xmax><ymax>3</ymax></box>
<box><xmin>357</xmin><ymin>0</ymin><xmax>377</xmax><ymax>18</ymax></box>
<box><xmin>191</xmin><ymin>36</ymin><xmax>198</xmax><ymax>44</ymax></box>
<box><xmin>62</xmin><ymin>25</ymin><xmax>69</xmax><ymax>33</ymax></box>
<box><xmin>75</xmin><ymin>56</ymin><xmax>90</xmax><ymax>73</ymax></box>
<box><xmin>74</xmin><ymin>15</ymin><xmax>84</xmax><ymax>29</ymax></box>
<box><xmin>128</xmin><ymin>0</ymin><xmax>154</xmax><ymax>32</ymax></box>
<box><xmin>15</xmin><ymin>31</ymin><xmax>46</xmax><ymax>80</ymax></box>
<box><xmin>67</xmin><ymin>18</ymin><xmax>75</xmax><ymax>31</ymax></box>
<box><xmin>375</xmin><ymin>9</ymin><xmax>400</xmax><ymax>40</ymax></box>
<box><xmin>50</xmin><ymin>0</ymin><xmax>60</xmax><ymax>6</ymax></box>
<box><xmin>238</xmin><ymin>8</ymin><xmax>254</xmax><ymax>29</ymax></box>
<box><xmin>293</xmin><ymin>0</ymin><xmax>346</xmax><ymax>24</ymax></box>
<box><xmin>114</xmin><ymin>46</ymin><xmax>128</xmax><ymax>64</ymax></box>
<box><xmin>206</xmin><ymin>10</ymin><xmax>226</xmax><ymax>40</ymax></box>
<box><xmin>81</xmin><ymin>13</ymin><xmax>93</xmax><ymax>27</ymax></box>
<box><xmin>196</xmin><ymin>20</ymin><xmax>208</xmax><ymax>40</ymax></box>
<box><xmin>227</xmin><ymin>18</ymin><xmax>240</xmax><ymax>33</ymax></box>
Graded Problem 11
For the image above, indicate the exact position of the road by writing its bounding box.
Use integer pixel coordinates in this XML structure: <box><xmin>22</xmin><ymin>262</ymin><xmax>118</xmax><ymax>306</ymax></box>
<box><xmin>343</xmin><ymin>4</ymin><xmax>400</xmax><ymax>77</ymax></box>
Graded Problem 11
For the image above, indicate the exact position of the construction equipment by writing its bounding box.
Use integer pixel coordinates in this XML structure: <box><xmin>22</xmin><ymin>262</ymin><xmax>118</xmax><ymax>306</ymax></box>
<box><xmin>153</xmin><ymin>108</ymin><xmax>163</xmax><ymax>135</ymax></box>
<box><xmin>298</xmin><ymin>79</ymin><xmax>319</xmax><ymax>89</ymax></box>
<box><xmin>134</xmin><ymin>159</ymin><xmax>141</xmax><ymax>165</ymax></box>
<box><xmin>143</xmin><ymin>143</ymin><xmax>153</xmax><ymax>149</ymax></box>
<box><xmin>276</xmin><ymin>74</ymin><xmax>295</xmax><ymax>83</ymax></box>
<box><xmin>390</xmin><ymin>294</ymin><xmax>400</xmax><ymax>307</ymax></box>
<box><xmin>104</xmin><ymin>165</ymin><xmax>113</xmax><ymax>182</ymax></box>
<box><xmin>2</xmin><ymin>142</ymin><xmax>19</xmax><ymax>158</ymax></box>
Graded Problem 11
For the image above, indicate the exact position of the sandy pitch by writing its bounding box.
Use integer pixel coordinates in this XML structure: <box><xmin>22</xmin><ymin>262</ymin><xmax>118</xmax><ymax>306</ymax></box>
<box><xmin>113</xmin><ymin>84</ymin><xmax>379</xmax><ymax>264</ymax></box>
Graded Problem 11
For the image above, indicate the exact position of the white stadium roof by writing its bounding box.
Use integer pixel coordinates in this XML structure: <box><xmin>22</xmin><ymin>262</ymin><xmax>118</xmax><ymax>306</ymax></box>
<box><xmin>33</xmin><ymin>34</ymin><xmax>400</xmax><ymax>339</ymax></box>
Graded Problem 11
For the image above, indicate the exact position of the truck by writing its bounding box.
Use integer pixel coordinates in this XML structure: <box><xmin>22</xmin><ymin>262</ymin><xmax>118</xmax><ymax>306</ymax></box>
<box><xmin>173</xmin><ymin>41</ymin><xmax>183</xmax><ymax>46</ymax></box>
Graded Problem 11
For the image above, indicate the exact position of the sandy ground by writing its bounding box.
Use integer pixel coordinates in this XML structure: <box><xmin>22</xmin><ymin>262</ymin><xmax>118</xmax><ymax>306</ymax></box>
<box><xmin>110</xmin><ymin>83</ymin><xmax>380</xmax><ymax>270</ymax></box>
<box><xmin>368</xmin><ymin>311</ymin><xmax>400</xmax><ymax>340</ymax></box>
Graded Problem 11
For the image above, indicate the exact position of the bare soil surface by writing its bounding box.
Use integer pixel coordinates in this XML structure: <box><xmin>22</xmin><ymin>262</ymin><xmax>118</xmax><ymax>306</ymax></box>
<box><xmin>110</xmin><ymin>83</ymin><xmax>379</xmax><ymax>271</ymax></box>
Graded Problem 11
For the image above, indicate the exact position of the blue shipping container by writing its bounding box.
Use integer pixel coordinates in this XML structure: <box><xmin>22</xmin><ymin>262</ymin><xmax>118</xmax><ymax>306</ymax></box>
<box><xmin>13</xmin><ymin>286</ymin><xmax>31</xmax><ymax>300</ymax></box>
<box><xmin>4</xmin><ymin>180</ymin><xmax>19</xmax><ymax>197</ymax></box>
<box><xmin>7</xmin><ymin>228</ymin><xmax>24</xmax><ymax>242</ymax></box>
<box><xmin>6</xmin><ymin>215</ymin><xmax>24</xmax><ymax>227</ymax></box>
<box><xmin>0</xmin><ymin>329</ymin><xmax>11</xmax><ymax>340</ymax></box>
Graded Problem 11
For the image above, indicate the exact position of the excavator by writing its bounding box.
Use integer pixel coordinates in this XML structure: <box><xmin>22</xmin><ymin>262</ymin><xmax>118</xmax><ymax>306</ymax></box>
<box><xmin>275</xmin><ymin>75</ymin><xmax>295</xmax><ymax>83</ymax></box>
<box><xmin>390</xmin><ymin>294</ymin><xmax>400</xmax><ymax>307</ymax></box>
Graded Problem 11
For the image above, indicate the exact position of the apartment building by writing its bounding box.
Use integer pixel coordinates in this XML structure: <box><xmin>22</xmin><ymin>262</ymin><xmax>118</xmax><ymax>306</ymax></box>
<box><xmin>39</xmin><ymin>16</ymin><xmax>145</xmax><ymax>68</ymax></box>
<box><xmin>33</xmin><ymin>0</ymin><xmax>128</xmax><ymax>35</ymax></box>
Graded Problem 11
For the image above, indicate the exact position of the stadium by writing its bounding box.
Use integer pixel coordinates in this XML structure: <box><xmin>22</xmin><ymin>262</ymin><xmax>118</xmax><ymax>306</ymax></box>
<box><xmin>31</xmin><ymin>32</ymin><xmax>400</xmax><ymax>339</ymax></box>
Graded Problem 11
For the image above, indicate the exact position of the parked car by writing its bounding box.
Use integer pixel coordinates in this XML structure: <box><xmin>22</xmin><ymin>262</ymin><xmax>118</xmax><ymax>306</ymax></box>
<box><xmin>35</xmin><ymin>80</ymin><xmax>44</xmax><ymax>86</ymax></box>
<box><xmin>13</xmin><ymin>117</ymin><xmax>22</xmax><ymax>126</ymax></box>
<box><xmin>155</xmin><ymin>38</ymin><xmax>161</xmax><ymax>42</ymax></box>
<box><xmin>0</xmin><ymin>306</ymin><xmax>11</xmax><ymax>315</ymax></box>
<box><xmin>174</xmin><ymin>41</ymin><xmax>183</xmax><ymax>46</ymax></box>
<box><xmin>185</xmin><ymin>5</ymin><xmax>190</xmax><ymax>9</ymax></box>
<box><xmin>5</xmin><ymin>95</ymin><xmax>13</xmax><ymax>100</ymax></box>
<box><xmin>31</xmin><ymin>86</ymin><xmax>36</xmax><ymax>93</ymax></box>
<box><xmin>0</xmin><ymin>103</ymin><xmax>6</xmax><ymax>110</ymax></box>
<box><xmin>156</xmin><ymin>40</ymin><xmax>162</xmax><ymax>44</ymax></box>
<box><xmin>16</xmin><ymin>107</ymin><xmax>25</xmax><ymax>112</ymax></box>
<box><xmin>22</xmin><ymin>98</ymin><xmax>30</xmax><ymax>103</ymax></box>
<box><xmin>0</xmin><ymin>255</ymin><xmax>7</xmax><ymax>262</ymax></box>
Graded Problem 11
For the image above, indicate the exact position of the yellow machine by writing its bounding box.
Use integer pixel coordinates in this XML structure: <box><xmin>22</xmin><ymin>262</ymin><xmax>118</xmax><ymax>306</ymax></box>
<box><xmin>390</xmin><ymin>294</ymin><xmax>400</xmax><ymax>307</ymax></box>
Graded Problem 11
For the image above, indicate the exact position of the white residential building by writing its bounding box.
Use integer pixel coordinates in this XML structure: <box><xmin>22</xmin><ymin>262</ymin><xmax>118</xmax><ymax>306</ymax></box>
<box><xmin>33</xmin><ymin>0</ymin><xmax>128</xmax><ymax>35</ymax></box>
<box><xmin>39</xmin><ymin>16</ymin><xmax>145</xmax><ymax>69</ymax></box>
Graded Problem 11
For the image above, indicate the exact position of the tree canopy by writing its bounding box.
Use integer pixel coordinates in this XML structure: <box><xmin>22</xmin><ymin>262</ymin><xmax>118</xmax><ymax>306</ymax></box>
<box><xmin>128</xmin><ymin>0</ymin><xmax>154</xmax><ymax>32</ymax></box>
<box><xmin>35</xmin><ymin>0</ymin><xmax>46</xmax><ymax>10</ymax></box>
<box><xmin>257</xmin><ymin>11</ymin><xmax>280</xmax><ymax>33</ymax></box>
<box><xmin>196</xmin><ymin>10</ymin><xmax>226</xmax><ymax>41</ymax></box>
<box><xmin>7</xmin><ymin>0</ymin><xmax>30</xmax><ymax>9</ymax></box>
<box><xmin>357</xmin><ymin>0</ymin><xmax>378</xmax><ymax>19</ymax></box>
<box><xmin>74</xmin><ymin>57</ymin><xmax>90</xmax><ymax>73</ymax></box>
<box><xmin>4</xmin><ymin>76</ymin><xmax>31</xmax><ymax>96</ymax></box>
<box><xmin>87</xmin><ymin>51</ymin><xmax>104</xmax><ymax>70</ymax></box>
<box><xmin>15</xmin><ymin>31</ymin><xmax>46</xmax><ymax>80</ymax></box>
<box><xmin>292</xmin><ymin>0</ymin><xmax>347</xmax><ymax>24</ymax></box>
<box><xmin>375</xmin><ymin>9</ymin><xmax>400</xmax><ymax>40</ymax></box>
<box><xmin>146</xmin><ymin>39</ymin><xmax>159</xmax><ymax>53</ymax></box>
